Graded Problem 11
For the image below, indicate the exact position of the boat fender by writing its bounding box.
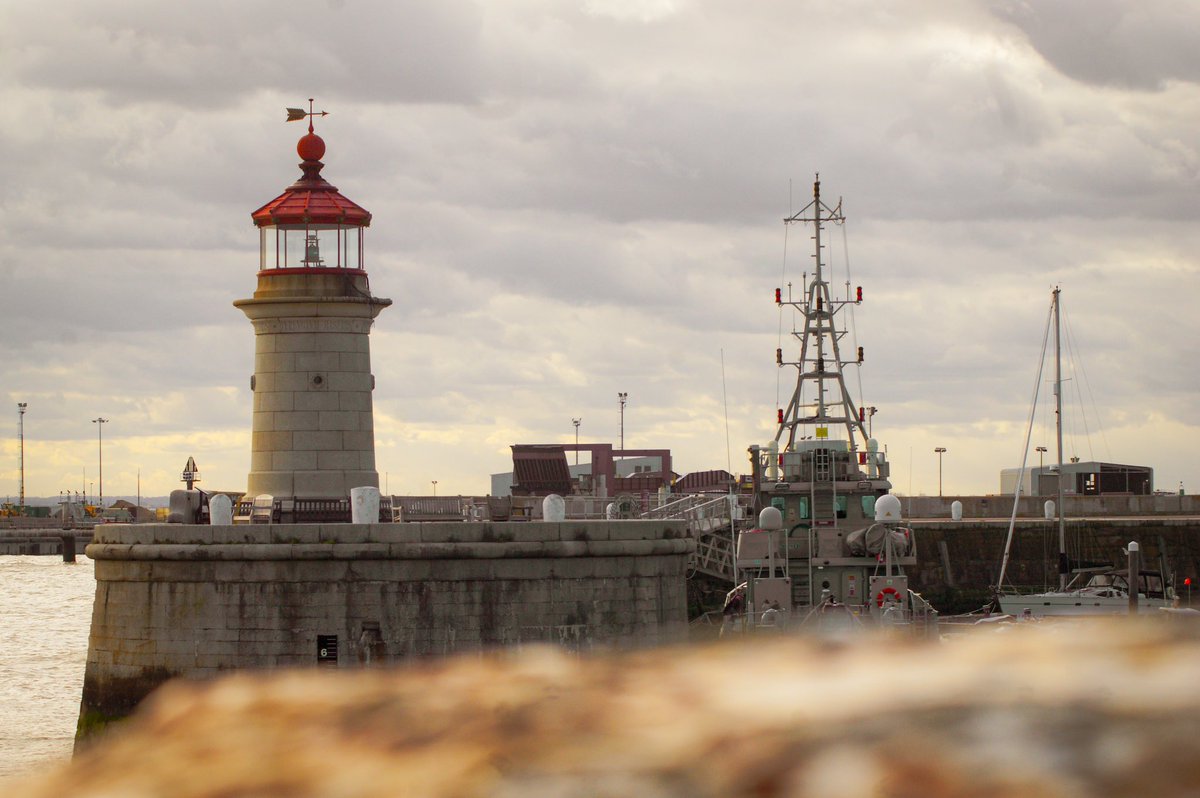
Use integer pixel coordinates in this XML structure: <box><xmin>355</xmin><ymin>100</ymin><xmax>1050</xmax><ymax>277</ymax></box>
<box><xmin>875</xmin><ymin>586</ymin><xmax>902</xmax><ymax>607</ymax></box>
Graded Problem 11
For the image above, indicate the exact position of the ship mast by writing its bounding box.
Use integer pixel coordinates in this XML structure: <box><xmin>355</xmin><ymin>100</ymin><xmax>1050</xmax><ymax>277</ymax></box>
<box><xmin>775</xmin><ymin>176</ymin><xmax>868</xmax><ymax>454</ymax></box>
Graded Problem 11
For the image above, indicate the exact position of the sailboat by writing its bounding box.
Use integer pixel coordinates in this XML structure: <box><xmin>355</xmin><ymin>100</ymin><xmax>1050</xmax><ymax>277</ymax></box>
<box><xmin>995</xmin><ymin>288</ymin><xmax>1175</xmax><ymax>617</ymax></box>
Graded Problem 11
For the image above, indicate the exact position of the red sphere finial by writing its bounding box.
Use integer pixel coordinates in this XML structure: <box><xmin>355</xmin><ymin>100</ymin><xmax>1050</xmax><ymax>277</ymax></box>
<box><xmin>298</xmin><ymin>132</ymin><xmax>326</xmax><ymax>162</ymax></box>
<box><xmin>287</xmin><ymin>99</ymin><xmax>329</xmax><ymax>163</ymax></box>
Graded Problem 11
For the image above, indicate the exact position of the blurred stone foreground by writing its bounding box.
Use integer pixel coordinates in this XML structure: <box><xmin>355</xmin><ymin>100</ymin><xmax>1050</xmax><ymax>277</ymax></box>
<box><xmin>17</xmin><ymin>620</ymin><xmax>1200</xmax><ymax>798</ymax></box>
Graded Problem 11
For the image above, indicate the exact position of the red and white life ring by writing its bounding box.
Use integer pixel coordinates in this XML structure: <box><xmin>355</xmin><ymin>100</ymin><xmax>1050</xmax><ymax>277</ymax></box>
<box><xmin>875</xmin><ymin>586</ymin><xmax>902</xmax><ymax>607</ymax></box>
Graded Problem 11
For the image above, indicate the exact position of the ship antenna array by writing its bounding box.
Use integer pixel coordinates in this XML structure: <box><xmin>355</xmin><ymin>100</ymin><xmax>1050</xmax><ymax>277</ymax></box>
<box><xmin>772</xmin><ymin>175</ymin><xmax>869</xmax><ymax>454</ymax></box>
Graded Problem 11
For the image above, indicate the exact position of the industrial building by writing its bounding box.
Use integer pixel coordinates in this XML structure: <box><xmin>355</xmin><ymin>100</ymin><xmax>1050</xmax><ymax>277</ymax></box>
<box><xmin>490</xmin><ymin>443</ymin><xmax>673</xmax><ymax>498</ymax></box>
<box><xmin>1000</xmin><ymin>460</ymin><xmax>1153</xmax><ymax>497</ymax></box>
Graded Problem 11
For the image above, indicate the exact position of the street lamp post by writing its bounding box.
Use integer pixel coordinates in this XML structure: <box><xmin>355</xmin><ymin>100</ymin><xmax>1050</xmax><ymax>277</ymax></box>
<box><xmin>431</xmin><ymin>480</ymin><xmax>438</xmax><ymax>497</ymax></box>
<box><xmin>17</xmin><ymin>403</ymin><xmax>27</xmax><ymax>510</ymax></box>
<box><xmin>572</xmin><ymin>418</ymin><xmax>581</xmax><ymax>466</ymax></box>
<box><xmin>618</xmin><ymin>393</ymin><xmax>628</xmax><ymax>454</ymax></box>
<box><xmin>934</xmin><ymin>447</ymin><xmax>947</xmax><ymax>497</ymax></box>
<box><xmin>1035</xmin><ymin>446</ymin><xmax>1048</xmax><ymax>494</ymax></box>
<box><xmin>92</xmin><ymin>417</ymin><xmax>109</xmax><ymax>507</ymax></box>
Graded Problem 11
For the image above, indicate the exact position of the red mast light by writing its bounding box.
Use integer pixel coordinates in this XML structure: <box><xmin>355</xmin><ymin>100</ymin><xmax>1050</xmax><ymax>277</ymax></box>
<box><xmin>775</xmin><ymin>288</ymin><xmax>782</xmax><ymax>304</ymax></box>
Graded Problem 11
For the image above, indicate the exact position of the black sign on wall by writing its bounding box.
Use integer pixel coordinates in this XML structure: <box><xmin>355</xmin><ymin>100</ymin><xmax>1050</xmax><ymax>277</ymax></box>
<box><xmin>317</xmin><ymin>635</ymin><xmax>338</xmax><ymax>666</ymax></box>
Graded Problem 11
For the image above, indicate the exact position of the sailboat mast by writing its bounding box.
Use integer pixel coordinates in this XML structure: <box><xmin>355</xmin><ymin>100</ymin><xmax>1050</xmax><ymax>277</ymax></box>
<box><xmin>1054</xmin><ymin>287</ymin><xmax>1068</xmax><ymax>590</ymax></box>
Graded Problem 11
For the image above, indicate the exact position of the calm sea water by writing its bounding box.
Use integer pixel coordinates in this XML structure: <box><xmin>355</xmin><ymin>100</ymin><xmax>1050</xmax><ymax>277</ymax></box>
<box><xmin>0</xmin><ymin>555</ymin><xmax>94</xmax><ymax>784</ymax></box>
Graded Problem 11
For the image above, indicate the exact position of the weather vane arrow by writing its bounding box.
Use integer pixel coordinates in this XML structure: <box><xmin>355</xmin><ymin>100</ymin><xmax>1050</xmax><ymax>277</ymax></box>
<box><xmin>285</xmin><ymin>98</ymin><xmax>328</xmax><ymax>131</ymax></box>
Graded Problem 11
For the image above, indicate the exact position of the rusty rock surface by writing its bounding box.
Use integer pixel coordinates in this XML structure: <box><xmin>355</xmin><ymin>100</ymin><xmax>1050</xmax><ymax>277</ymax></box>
<box><xmin>19</xmin><ymin>620</ymin><xmax>1200</xmax><ymax>797</ymax></box>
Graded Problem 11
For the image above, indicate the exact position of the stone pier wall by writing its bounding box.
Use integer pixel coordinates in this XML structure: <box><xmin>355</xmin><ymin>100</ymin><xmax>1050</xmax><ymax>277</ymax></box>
<box><xmin>80</xmin><ymin>520</ymin><xmax>691</xmax><ymax>735</ymax></box>
<box><xmin>907</xmin><ymin>517</ymin><xmax>1200</xmax><ymax>596</ymax></box>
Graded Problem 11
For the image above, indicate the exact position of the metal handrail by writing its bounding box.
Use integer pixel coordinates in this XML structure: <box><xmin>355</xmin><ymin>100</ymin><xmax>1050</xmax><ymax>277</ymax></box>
<box><xmin>640</xmin><ymin>494</ymin><xmax>712</xmax><ymax>519</ymax></box>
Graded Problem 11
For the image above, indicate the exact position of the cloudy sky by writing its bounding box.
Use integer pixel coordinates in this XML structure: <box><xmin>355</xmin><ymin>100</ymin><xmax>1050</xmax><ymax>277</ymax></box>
<box><xmin>1</xmin><ymin>0</ymin><xmax>1198</xmax><ymax>502</ymax></box>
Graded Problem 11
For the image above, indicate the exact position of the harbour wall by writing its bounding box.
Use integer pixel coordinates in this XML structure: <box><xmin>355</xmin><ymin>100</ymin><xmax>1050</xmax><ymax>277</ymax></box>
<box><xmin>79</xmin><ymin>519</ymin><xmax>692</xmax><ymax>737</ymax></box>
<box><xmin>901</xmin><ymin>493</ymin><xmax>1198</xmax><ymax>519</ymax></box>
<box><xmin>907</xmin><ymin>517</ymin><xmax>1200</xmax><ymax>599</ymax></box>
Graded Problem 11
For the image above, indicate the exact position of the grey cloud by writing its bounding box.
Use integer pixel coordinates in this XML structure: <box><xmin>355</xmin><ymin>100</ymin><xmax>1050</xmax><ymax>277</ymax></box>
<box><xmin>989</xmin><ymin>0</ymin><xmax>1200</xmax><ymax>90</ymax></box>
<box><xmin>1</xmin><ymin>1</ymin><xmax>488</xmax><ymax>106</ymax></box>
<box><xmin>2</xmin><ymin>0</ymin><xmax>1198</xmax><ymax>497</ymax></box>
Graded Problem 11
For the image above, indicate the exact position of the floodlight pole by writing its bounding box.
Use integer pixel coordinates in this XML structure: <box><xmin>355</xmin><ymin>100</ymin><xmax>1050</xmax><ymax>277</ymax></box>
<box><xmin>18</xmin><ymin>403</ymin><xmax>27</xmax><ymax>509</ymax></box>
<box><xmin>934</xmin><ymin>447</ymin><xmax>947</xmax><ymax>497</ymax></box>
<box><xmin>93</xmin><ymin>418</ymin><xmax>109</xmax><ymax>507</ymax></box>
<box><xmin>572</xmin><ymin>418</ymin><xmax>581</xmax><ymax>466</ymax></box>
<box><xmin>1035</xmin><ymin>445</ymin><xmax>1048</xmax><ymax>494</ymax></box>
<box><xmin>618</xmin><ymin>393</ymin><xmax>628</xmax><ymax>454</ymax></box>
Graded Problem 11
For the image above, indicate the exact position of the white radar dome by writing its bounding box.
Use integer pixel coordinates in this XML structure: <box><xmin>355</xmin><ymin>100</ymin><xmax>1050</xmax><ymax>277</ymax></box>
<box><xmin>874</xmin><ymin>493</ymin><xmax>902</xmax><ymax>522</ymax></box>
<box><xmin>758</xmin><ymin>506</ymin><xmax>783</xmax><ymax>531</ymax></box>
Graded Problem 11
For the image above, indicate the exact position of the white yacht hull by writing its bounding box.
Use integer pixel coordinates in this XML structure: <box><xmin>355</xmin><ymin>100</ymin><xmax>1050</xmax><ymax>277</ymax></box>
<box><xmin>998</xmin><ymin>593</ymin><xmax>1170</xmax><ymax>618</ymax></box>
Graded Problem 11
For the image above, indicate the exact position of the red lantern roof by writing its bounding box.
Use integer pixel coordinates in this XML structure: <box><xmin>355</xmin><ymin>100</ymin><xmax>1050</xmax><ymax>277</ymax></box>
<box><xmin>251</xmin><ymin>129</ymin><xmax>371</xmax><ymax>228</ymax></box>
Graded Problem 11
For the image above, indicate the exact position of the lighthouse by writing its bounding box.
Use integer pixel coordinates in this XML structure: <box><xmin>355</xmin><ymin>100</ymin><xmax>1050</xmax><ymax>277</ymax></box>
<box><xmin>235</xmin><ymin>102</ymin><xmax>391</xmax><ymax>500</ymax></box>
<box><xmin>76</xmin><ymin>103</ymin><xmax>689</xmax><ymax>743</ymax></box>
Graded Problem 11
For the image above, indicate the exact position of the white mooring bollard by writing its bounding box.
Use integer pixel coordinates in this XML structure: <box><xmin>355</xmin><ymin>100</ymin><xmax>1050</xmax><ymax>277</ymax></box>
<box><xmin>542</xmin><ymin>494</ymin><xmax>566</xmax><ymax>522</ymax></box>
<box><xmin>351</xmin><ymin>486</ymin><xmax>381</xmax><ymax>524</ymax></box>
<box><xmin>209</xmin><ymin>494</ymin><xmax>233</xmax><ymax>525</ymax></box>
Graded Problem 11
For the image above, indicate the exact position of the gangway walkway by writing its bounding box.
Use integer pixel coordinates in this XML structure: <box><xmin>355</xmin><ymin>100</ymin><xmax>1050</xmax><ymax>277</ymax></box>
<box><xmin>640</xmin><ymin>494</ymin><xmax>752</xmax><ymax>583</ymax></box>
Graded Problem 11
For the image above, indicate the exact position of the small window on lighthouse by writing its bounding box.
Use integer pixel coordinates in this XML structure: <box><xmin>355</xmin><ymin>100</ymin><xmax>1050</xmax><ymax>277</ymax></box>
<box><xmin>281</xmin><ymin>226</ymin><xmax>355</xmax><ymax>269</ymax></box>
<box><xmin>260</xmin><ymin>225</ymin><xmax>363</xmax><ymax>271</ymax></box>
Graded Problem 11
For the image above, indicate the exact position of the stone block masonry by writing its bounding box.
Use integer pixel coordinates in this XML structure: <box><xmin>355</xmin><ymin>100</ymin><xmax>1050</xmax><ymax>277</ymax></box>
<box><xmin>235</xmin><ymin>297</ymin><xmax>387</xmax><ymax>499</ymax></box>
<box><xmin>78</xmin><ymin>520</ymin><xmax>692</xmax><ymax>741</ymax></box>
<box><xmin>905</xmin><ymin>517</ymin><xmax>1200</xmax><ymax>602</ymax></box>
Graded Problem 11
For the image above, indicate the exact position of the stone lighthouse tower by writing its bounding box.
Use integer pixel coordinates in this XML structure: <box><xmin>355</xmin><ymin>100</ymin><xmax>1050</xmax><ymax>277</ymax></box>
<box><xmin>235</xmin><ymin>103</ymin><xmax>391</xmax><ymax>500</ymax></box>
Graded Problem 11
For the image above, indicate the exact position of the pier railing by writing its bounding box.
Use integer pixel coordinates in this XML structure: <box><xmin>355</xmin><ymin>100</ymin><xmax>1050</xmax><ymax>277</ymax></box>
<box><xmin>233</xmin><ymin>497</ymin><xmax>395</xmax><ymax>524</ymax></box>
